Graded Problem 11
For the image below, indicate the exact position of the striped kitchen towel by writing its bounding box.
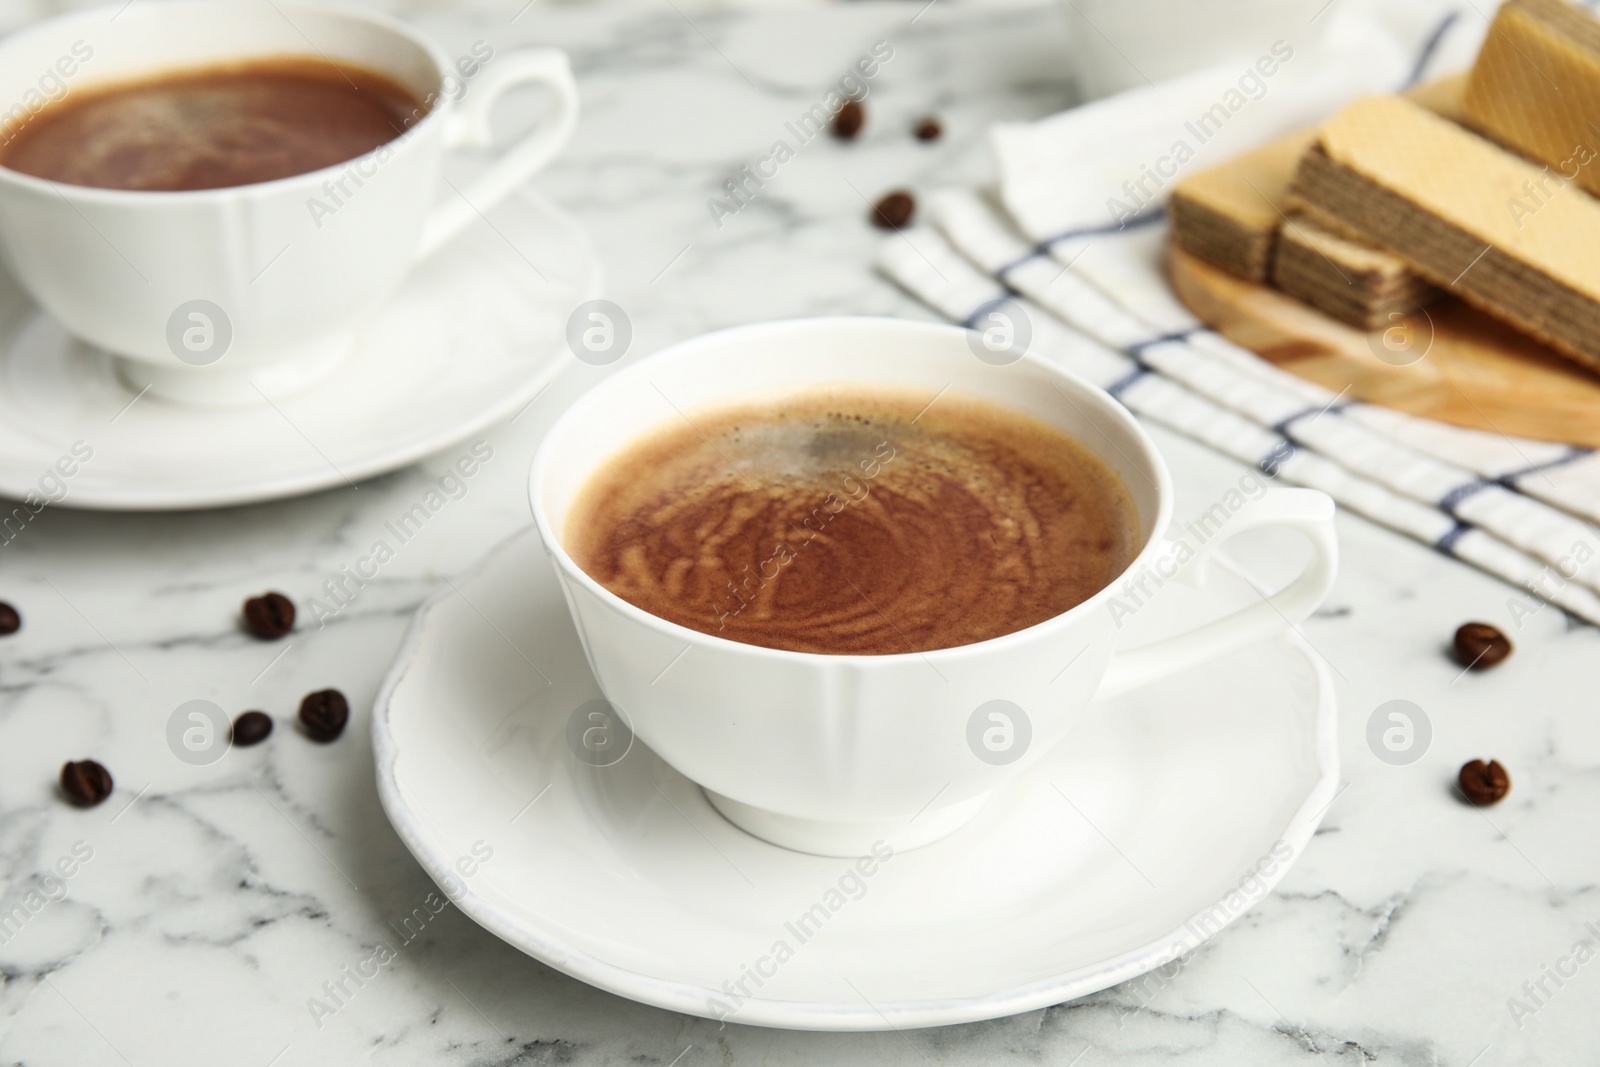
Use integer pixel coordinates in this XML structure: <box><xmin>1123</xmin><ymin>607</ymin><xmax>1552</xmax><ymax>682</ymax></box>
<box><xmin>876</xmin><ymin>2</ymin><xmax>1600</xmax><ymax>624</ymax></box>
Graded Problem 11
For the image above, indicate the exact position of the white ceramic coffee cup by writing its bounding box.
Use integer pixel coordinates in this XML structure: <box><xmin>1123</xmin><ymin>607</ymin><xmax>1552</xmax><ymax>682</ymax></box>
<box><xmin>529</xmin><ymin>318</ymin><xmax>1337</xmax><ymax>856</ymax></box>
<box><xmin>1064</xmin><ymin>0</ymin><xmax>1321</xmax><ymax>98</ymax></box>
<box><xmin>0</xmin><ymin>0</ymin><xmax>578</xmax><ymax>405</ymax></box>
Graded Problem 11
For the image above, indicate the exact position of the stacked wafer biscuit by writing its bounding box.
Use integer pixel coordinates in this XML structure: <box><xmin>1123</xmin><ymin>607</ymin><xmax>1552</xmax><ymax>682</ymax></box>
<box><xmin>1291</xmin><ymin>94</ymin><xmax>1600</xmax><ymax>373</ymax></box>
<box><xmin>1169</xmin><ymin>133</ymin><xmax>1313</xmax><ymax>284</ymax></box>
<box><xmin>1170</xmin><ymin>77</ymin><xmax>1462</xmax><ymax>328</ymax></box>
<box><xmin>1271</xmin><ymin>216</ymin><xmax>1440</xmax><ymax>330</ymax></box>
<box><xmin>1170</xmin><ymin>0</ymin><xmax>1600</xmax><ymax>380</ymax></box>
<box><xmin>1171</xmin><ymin>151</ymin><xmax>1439</xmax><ymax>330</ymax></box>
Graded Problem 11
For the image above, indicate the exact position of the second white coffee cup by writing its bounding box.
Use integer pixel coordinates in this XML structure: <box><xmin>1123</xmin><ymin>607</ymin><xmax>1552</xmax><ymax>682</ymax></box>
<box><xmin>0</xmin><ymin>0</ymin><xmax>578</xmax><ymax>405</ymax></box>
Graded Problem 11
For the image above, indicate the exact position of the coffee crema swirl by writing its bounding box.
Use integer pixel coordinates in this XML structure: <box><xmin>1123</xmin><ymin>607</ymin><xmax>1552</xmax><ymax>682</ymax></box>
<box><xmin>0</xmin><ymin>57</ymin><xmax>424</xmax><ymax>192</ymax></box>
<box><xmin>564</xmin><ymin>389</ymin><xmax>1141</xmax><ymax>656</ymax></box>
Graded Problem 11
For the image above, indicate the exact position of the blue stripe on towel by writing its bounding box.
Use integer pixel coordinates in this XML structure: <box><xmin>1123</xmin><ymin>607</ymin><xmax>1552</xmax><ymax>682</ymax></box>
<box><xmin>1272</xmin><ymin>400</ymin><xmax>1351</xmax><ymax>439</ymax></box>
<box><xmin>1439</xmin><ymin>478</ymin><xmax>1494</xmax><ymax>516</ymax></box>
<box><xmin>1495</xmin><ymin>447</ymin><xmax>1593</xmax><ymax>486</ymax></box>
<box><xmin>1435</xmin><ymin>521</ymin><xmax>1472</xmax><ymax>553</ymax></box>
<box><xmin>962</xmin><ymin>294</ymin><xmax>1019</xmax><ymax>331</ymax></box>
<box><xmin>1106</xmin><ymin>366</ymin><xmax>1151</xmax><ymax>398</ymax></box>
<box><xmin>1258</xmin><ymin>439</ymin><xmax>1297</xmax><ymax>477</ymax></box>
<box><xmin>1403</xmin><ymin>11</ymin><xmax>1461</xmax><ymax>88</ymax></box>
<box><xmin>996</xmin><ymin>208</ymin><xmax>1167</xmax><ymax>281</ymax></box>
<box><xmin>1126</xmin><ymin>328</ymin><xmax>1200</xmax><ymax>356</ymax></box>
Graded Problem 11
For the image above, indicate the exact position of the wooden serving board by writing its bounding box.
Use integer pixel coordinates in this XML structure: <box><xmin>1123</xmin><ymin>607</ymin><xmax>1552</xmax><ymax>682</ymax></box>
<box><xmin>1167</xmin><ymin>245</ymin><xmax>1600</xmax><ymax>448</ymax></box>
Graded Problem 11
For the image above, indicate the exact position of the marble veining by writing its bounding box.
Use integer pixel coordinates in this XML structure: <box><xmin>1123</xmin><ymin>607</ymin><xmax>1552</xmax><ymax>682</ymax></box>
<box><xmin>1</xmin><ymin>1</ymin><xmax>1597</xmax><ymax>1064</ymax></box>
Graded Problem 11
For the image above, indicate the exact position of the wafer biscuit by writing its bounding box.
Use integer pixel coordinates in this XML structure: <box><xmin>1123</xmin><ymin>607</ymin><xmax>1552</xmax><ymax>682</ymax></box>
<box><xmin>1169</xmin><ymin>132</ymin><xmax>1313</xmax><ymax>282</ymax></box>
<box><xmin>1170</xmin><ymin>75</ymin><xmax>1464</xmax><ymax>287</ymax></box>
<box><xmin>1272</xmin><ymin>215</ymin><xmax>1439</xmax><ymax>330</ymax></box>
<box><xmin>1291</xmin><ymin>94</ymin><xmax>1600</xmax><ymax>374</ymax></box>
<box><xmin>1464</xmin><ymin>0</ymin><xmax>1600</xmax><ymax>198</ymax></box>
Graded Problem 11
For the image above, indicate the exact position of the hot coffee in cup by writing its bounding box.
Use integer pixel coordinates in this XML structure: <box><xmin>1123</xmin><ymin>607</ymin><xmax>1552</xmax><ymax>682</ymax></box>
<box><xmin>565</xmin><ymin>388</ymin><xmax>1141</xmax><ymax>655</ymax></box>
<box><xmin>0</xmin><ymin>57</ymin><xmax>429</xmax><ymax>192</ymax></box>
<box><xmin>530</xmin><ymin>318</ymin><xmax>1339</xmax><ymax>856</ymax></box>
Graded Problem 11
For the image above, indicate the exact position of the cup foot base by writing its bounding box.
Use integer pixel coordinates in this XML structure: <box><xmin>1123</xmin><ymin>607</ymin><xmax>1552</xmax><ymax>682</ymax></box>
<box><xmin>703</xmin><ymin>789</ymin><xmax>991</xmax><ymax>857</ymax></box>
<box><xmin>112</xmin><ymin>329</ymin><xmax>354</xmax><ymax>408</ymax></box>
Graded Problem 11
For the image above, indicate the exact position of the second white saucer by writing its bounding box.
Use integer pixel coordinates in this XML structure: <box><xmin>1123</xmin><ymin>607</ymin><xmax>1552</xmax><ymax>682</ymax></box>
<box><xmin>0</xmin><ymin>186</ymin><xmax>601</xmax><ymax>511</ymax></box>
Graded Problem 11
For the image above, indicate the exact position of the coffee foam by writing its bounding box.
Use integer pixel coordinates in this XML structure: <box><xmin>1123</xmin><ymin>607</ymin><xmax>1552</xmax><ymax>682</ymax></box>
<box><xmin>566</xmin><ymin>388</ymin><xmax>1140</xmax><ymax>656</ymax></box>
<box><xmin>0</xmin><ymin>57</ymin><xmax>419</xmax><ymax>191</ymax></box>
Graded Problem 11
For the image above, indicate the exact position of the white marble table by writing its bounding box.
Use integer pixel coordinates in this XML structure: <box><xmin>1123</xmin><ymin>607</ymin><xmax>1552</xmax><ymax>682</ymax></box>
<box><xmin>2</xmin><ymin>2</ymin><xmax>1597</xmax><ymax>1064</ymax></box>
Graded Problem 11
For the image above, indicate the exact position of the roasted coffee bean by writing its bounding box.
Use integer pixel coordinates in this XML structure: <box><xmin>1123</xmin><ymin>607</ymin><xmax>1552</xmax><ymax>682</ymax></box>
<box><xmin>60</xmin><ymin>759</ymin><xmax>113</xmax><ymax>806</ymax></box>
<box><xmin>243</xmin><ymin>592</ymin><xmax>295</xmax><ymax>640</ymax></box>
<box><xmin>832</xmin><ymin>99</ymin><xmax>864</xmax><ymax>140</ymax></box>
<box><xmin>871</xmin><ymin>190</ymin><xmax>915</xmax><ymax>230</ymax></box>
<box><xmin>1453</xmin><ymin>622</ymin><xmax>1511</xmax><ymax>670</ymax></box>
<box><xmin>299</xmin><ymin>689</ymin><xmax>349</xmax><ymax>742</ymax></box>
<box><xmin>0</xmin><ymin>601</ymin><xmax>19</xmax><ymax>635</ymax></box>
<box><xmin>913</xmin><ymin>116</ymin><xmax>943</xmax><ymax>141</ymax></box>
<box><xmin>1458</xmin><ymin>758</ymin><xmax>1511</xmax><ymax>806</ymax></box>
<box><xmin>232</xmin><ymin>710</ymin><xmax>274</xmax><ymax>746</ymax></box>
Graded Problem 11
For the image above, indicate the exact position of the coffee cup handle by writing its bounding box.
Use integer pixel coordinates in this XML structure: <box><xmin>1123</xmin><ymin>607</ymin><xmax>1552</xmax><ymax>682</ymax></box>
<box><xmin>415</xmin><ymin>48</ymin><xmax>580</xmax><ymax>259</ymax></box>
<box><xmin>1097</xmin><ymin>488</ymin><xmax>1339</xmax><ymax>700</ymax></box>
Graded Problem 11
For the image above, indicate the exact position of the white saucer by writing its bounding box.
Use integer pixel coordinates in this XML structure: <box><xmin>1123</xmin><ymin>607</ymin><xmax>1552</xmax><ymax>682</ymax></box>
<box><xmin>0</xmin><ymin>188</ymin><xmax>601</xmax><ymax>511</ymax></box>
<box><xmin>373</xmin><ymin>528</ymin><xmax>1337</xmax><ymax>1032</ymax></box>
